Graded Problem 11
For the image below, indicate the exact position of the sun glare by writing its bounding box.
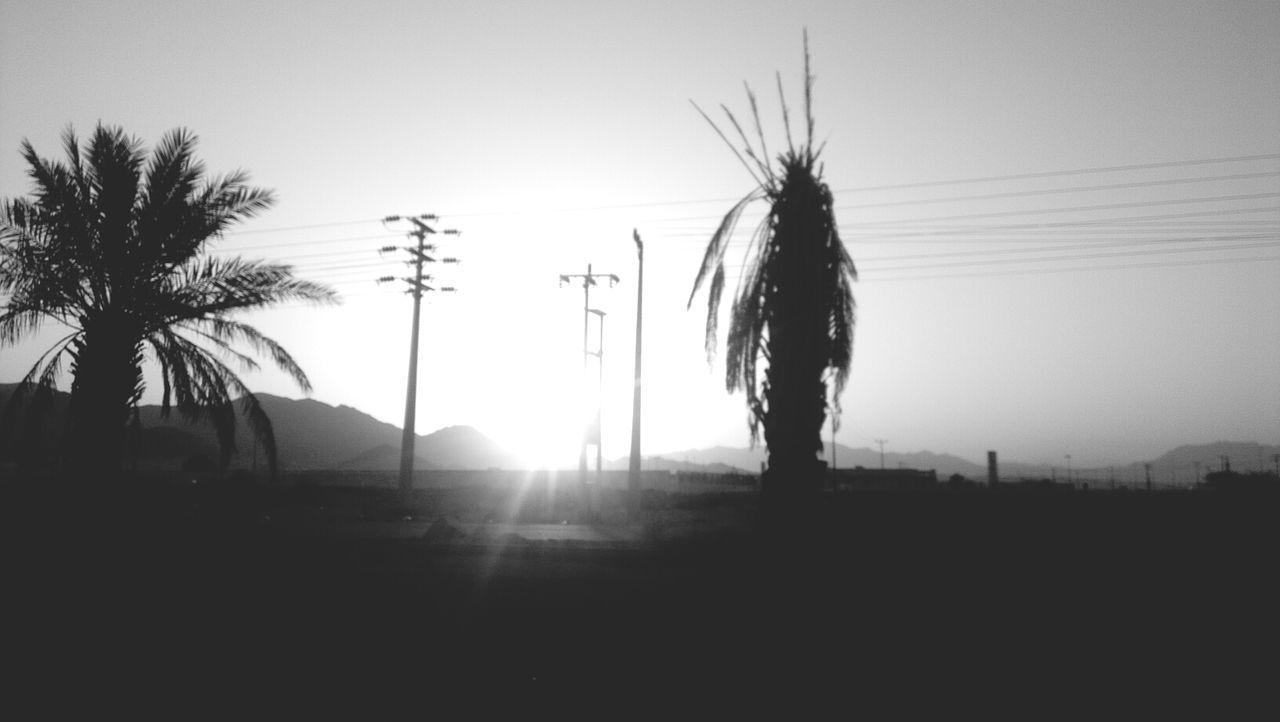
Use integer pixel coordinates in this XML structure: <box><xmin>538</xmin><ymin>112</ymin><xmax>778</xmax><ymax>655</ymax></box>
<box><xmin>493</xmin><ymin>386</ymin><xmax>591</xmax><ymax>471</ymax></box>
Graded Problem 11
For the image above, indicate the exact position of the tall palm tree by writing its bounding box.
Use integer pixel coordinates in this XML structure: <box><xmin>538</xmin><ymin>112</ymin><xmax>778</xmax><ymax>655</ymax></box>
<box><xmin>689</xmin><ymin>35</ymin><xmax>856</xmax><ymax>500</ymax></box>
<box><xmin>0</xmin><ymin>124</ymin><xmax>337</xmax><ymax>477</ymax></box>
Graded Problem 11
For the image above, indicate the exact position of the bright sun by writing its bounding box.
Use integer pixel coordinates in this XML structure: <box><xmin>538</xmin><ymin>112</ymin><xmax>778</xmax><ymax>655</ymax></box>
<box><xmin>490</xmin><ymin>382</ymin><xmax>593</xmax><ymax>471</ymax></box>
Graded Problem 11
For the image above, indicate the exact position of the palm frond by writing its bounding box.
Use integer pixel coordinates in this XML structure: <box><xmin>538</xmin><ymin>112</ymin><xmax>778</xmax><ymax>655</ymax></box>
<box><xmin>199</xmin><ymin>175</ymin><xmax>276</xmax><ymax>226</ymax></box>
<box><xmin>2</xmin><ymin>331</ymin><xmax>76</xmax><ymax>442</ymax></box>
<box><xmin>745</xmin><ymin>83</ymin><xmax>771</xmax><ymax>177</ymax></box>
<box><xmin>187</xmin><ymin>317</ymin><xmax>314</xmax><ymax>393</ymax></box>
<box><xmin>803</xmin><ymin>28</ymin><xmax>815</xmax><ymax>154</ymax></box>
<box><xmin>151</xmin><ymin>328</ymin><xmax>280</xmax><ymax>474</ymax></box>
<box><xmin>149</xmin><ymin>330</ymin><xmax>237</xmax><ymax>460</ymax></box>
<box><xmin>227</xmin><ymin>385</ymin><xmax>278</xmax><ymax>477</ymax></box>
<box><xmin>162</xmin><ymin>256</ymin><xmax>337</xmax><ymax>323</ymax></box>
<box><xmin>166</xmin><ymin>323</ymin><xmax>263</xmax><ymax>375</ymax></box>
<box><xmin>86</xmin><ymin>126</ymin><xmax>145</xmax><ymax>265</ymax></box>
<box><xmin>720</xmin><ymin>103</ymin><xmax>773</xmax><ymax>185</ymax></box>
<box><xmin>723</xmin><ymin>215</ymin><xmax>774</xmax><ymax>443</ymax></box>
<box><xmin>702</xmin><ymin>264</ymin><xmax>725</xmax><ymax>361</ymax></box>
<box><xmin>0</xmin><ymin>304</ymin><xmax>51</xmax><ymax>346</ymax></box>
<box><xmin>144</xmin><ymin>127</ymin><xmax>202</xmax><ymax>210</ymax></box>
<box><xmin>775</xmin><ymin>72</ymin><xmax>795</xmax><ymax>158</ymax></box>
<box><xmin>687</xmin><ymin>190</ymin><xmax>763</xmax><ymax>310</ymax></box>
<box><xmin>689</xmin><ymin>101</ymin><xmax>765</xmax><ymax>189</ymax></box>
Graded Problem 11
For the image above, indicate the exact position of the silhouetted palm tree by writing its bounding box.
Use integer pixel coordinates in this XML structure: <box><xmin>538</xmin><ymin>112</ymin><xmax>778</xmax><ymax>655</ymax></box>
<box><xmin>0</xmin><ymin>125</ymin><xmax>337</xmax><ymax>476</ymax></box>
<box><xmin>689</xmin><ymin>36</ymin><xmax>856</xmax><ymax>500</ymax></box>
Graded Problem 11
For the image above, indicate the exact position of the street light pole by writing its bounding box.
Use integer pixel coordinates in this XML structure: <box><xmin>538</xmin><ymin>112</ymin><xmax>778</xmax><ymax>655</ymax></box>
<box><xmin>628</xmin><ymin>230</ymin><xmax>644</xmax><ymax>521</ymax></box>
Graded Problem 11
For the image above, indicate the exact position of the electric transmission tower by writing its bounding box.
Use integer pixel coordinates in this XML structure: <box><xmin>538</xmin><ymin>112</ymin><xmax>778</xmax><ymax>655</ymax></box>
<box><xmin>559</xmin><ymin>263</ymin><xmax>619</xmax><ymax>522</ymax></box>
<box><xmin>874</xmin><ymin>439</ymin><xmax>888</xmax><ymax>470</ymax></box>
<box><xmin>380</xmin><ymin>214</ymin><xmax>460</xmax><ymax>498</ymax></box>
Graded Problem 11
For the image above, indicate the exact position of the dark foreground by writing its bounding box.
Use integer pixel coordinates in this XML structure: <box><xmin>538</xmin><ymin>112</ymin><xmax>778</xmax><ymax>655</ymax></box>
<box><xmin>4</xmin><ymin>480</ymin><xmax>1277</xmax><ymax>711</ymax></box>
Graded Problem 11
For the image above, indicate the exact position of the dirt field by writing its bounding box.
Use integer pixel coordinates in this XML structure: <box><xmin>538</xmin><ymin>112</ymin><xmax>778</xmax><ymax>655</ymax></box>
<box><xmin>4</xmin><ymin>478</ymin><xmax>1276</xmax><ymax>711</ymax></box>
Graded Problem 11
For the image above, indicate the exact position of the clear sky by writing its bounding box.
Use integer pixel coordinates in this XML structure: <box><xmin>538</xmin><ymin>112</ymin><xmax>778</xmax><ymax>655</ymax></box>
<box><xmin>2</xmin><ymin>0</ymin><xmax>1278</xmax><ymax>468</ymax></box>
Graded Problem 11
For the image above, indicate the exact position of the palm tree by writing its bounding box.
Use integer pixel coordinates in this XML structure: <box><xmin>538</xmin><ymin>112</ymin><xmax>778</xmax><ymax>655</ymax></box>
<box><xmin>0</xmin><ymin>124</ymin><xmax>337</xmax><ymax>477</ymax></box>
<box><xmin>688</xmin><ymin>35</ymin><xmax>856</xmax><ymax>501</ymax></box>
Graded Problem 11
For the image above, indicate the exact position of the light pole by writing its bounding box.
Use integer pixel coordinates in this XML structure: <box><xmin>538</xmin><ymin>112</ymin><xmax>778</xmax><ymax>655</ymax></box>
<box><xmin>628</xmin><ymin>230</ymin><xmax>644</xmax><ymax>522</ymax></box>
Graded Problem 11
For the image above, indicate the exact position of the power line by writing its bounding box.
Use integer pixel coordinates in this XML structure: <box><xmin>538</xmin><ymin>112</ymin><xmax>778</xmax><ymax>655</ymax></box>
<box><xmin>854</xmin><ymin>233</ymin><xmax>1279</xmax><ymax>264</ymax></box>
<box><xmin>865</xmin><ymin>239</ymin><xmax>1279</xmax><ymax>273</ymax></box>
<box><xmin>213</xmin><ymin>232</ymin><xmax>400</xmax><ymax>251</ymax></box>
<box><xmin>835</xmin><ymin>171</ymin><xmax>1280</xmax><ymax>211</ymax></box>
<box><xmin>215</xmin><ymin>153</ymin><xmax>1280</xmax><ymax>235</ymax></box>
<box><xmin>720</xmin><ymin>235</ymin><xmax>1277</xmax><ymax>272</ymax></box>
<box><xmin>644</xmin><ymin>186</ymin><xmax>1280</xmax><ymax>226</ymax></box>
<box><xmin>222</xmin><ymin>218</ymin><xmax>383</xmax><ymax>236</ymax></box>
<box><xmin>829</xmin><ymin>206</ymin><xmax>1280</xmax><ymax>242</ymax></box>
<box><xmin>827</xmin><ymin>152</ymin><xmax>1280</xmax><ymax>194</ymax></box>
<box><xmin>647</xmin><ymin>208</ymin><xmax>1280</xmax><ymax>243</ymax></box>
<box><xmin>855</xmin><ymin>254</ymin><xmax>1280</xmax><ymax>283</ymax></box>
<box><xmin>835</xmin><ymin>192</ymin><xmax>1280</xmax><ymax>226</ymax></box>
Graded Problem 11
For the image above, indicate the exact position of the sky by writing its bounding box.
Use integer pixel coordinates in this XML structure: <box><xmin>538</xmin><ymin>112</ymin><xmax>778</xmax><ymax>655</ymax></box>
<box><xmin>2</xmin><ymin>0</ymin><xmax>1278</xmax><ymax>469</ymax></box>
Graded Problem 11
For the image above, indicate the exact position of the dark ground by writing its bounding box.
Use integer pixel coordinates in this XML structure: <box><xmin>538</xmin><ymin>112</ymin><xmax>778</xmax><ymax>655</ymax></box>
<box><xmin>3</xmin><ymin>478</ymin><xmax>1277</xmax><ymax>712</ymax></box>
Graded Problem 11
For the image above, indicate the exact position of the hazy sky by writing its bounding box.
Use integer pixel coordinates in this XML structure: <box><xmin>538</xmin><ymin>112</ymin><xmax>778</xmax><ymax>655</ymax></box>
<box><xmin>2</xmin><ymin>0</ymin><xmax>1278</xmax><ymax>468</ymax></box>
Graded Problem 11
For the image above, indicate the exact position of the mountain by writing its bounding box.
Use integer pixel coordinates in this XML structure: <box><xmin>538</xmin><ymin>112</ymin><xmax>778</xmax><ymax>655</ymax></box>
<box><xmin>601</xmin><ymin>454</ymin><xmax>749</xmax><ymax>474</ymax></box>
<box><xmin>330</xmin><ymin>443</ymin><xmax>427</xmax><ymax>472</ymax></box>
<box><xmin>635</xmin><ymin>443</ymin><xmax>988</xmax><ymax>479</ymax></box>
<box><xmin>4</xmin><ymin>383</ymin><xmax>1274</xmax><ymax>478</ymax></box>
<box><xmin>1143</xmin><ymin>441</ymin><xmax>1280</xmax><ymax>477</ymax></box>
<box><xmin>0</xmin><ymin>384</ymin><xmax>518</xmax><ymax>471</ymax></box>
<box><xmin>328</xmin><ymin>427</ymin><xmax>518</xmax><ymax>471</ymax></box>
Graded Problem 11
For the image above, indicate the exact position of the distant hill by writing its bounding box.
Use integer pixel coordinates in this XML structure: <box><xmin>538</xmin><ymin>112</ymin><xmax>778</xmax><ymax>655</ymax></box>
<box><xmin>4</xmin><ymin>383</ymin><xmax>1274</xmax><ymax>479</ymax></box>
<box><xmin>636</xmin><ymin>443</ymin><xmax>988</xmax><ymax>479</ymax></box>
<box><xmin>602</xmin><ymin>454</ymin><xmax>749</xmax><ymax>474</ymax></box>
<box><xmin>1143</xmin><ymin>441</ymin><xmax>1280</xmax><ymax>477</ymax></box>
<box><xmin>0</xmin><ymin>384</ymin><xmax>519</xmax><ymax>471</ymax></box>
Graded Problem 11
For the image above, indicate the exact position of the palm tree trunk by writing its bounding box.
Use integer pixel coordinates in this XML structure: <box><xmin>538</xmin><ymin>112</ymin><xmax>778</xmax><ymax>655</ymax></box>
<box><xmin>758</xmin><ymin>173</ymin><xmax>835</xmax><ymax>533</ymax></box>
<box><xmin>761</xmin><ymin>321</ymin><xmax>827</xmax><ymax>497</ymax></box>
<box><xmin>63</xmin><ymin>318</ymin><xmax>143</xmax><ymax>478</ymax></box>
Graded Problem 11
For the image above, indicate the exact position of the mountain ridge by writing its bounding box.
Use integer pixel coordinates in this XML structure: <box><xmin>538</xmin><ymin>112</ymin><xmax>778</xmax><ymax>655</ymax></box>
<box><xmin>2</xmin><ymin>383</ymin><xmax>1274</xmax><ymax>478</ymax></box>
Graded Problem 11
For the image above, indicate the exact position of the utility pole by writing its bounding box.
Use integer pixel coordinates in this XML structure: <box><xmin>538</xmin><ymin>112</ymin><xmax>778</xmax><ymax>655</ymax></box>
<box><xmin>559</xmin><ymin>264</ymin><xmax>619</xmax><ymax>522</ymax></box>
<box><xmin>628</xmin><ymin>230</ymin><xmax>644</xmax><ymax>522</ymax></box>
<box><xmin>874</xmin><ymin>439</ymin><xmax>888</xmax><ymax>470</ymax></box>
<box><xmin>380</xmin><ymin>214</ymin><xmax>460</xmax><ymax>500</ymax></box>
<box><xmin>589</xmin><ymin>309</ymin><xmax>606</xmax><ymax>482</ymax></box>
